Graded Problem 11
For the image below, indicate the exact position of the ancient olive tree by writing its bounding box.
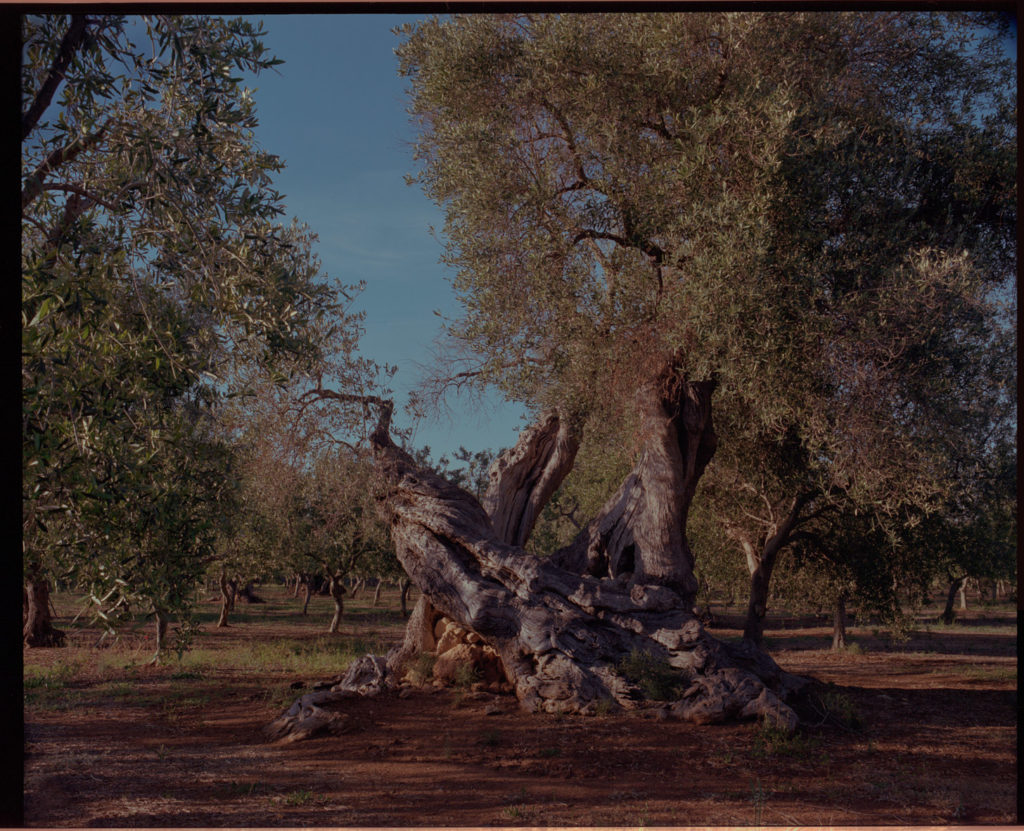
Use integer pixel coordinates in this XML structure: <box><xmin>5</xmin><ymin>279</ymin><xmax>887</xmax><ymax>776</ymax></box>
<box><xmin>21</xmin><ymin>14</ymin><xmax>373</xmax><ymax>650</ymax></box>
<box><xmin>269</xmin><ymin>12</ymin><xmax>1015</xmax><ymax>739</ymax></box>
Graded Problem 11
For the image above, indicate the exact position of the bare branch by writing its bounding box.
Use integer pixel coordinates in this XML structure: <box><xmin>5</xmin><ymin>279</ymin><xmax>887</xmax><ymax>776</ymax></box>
<box><xmin>38</xmin><ymin>182</ymin><xmax>120</xmax><ymax>212</ymax></box>
<box><xmin>22</xmin><ymin>126</ymin><xmax>108</xmax><ymax>210</ymax></box>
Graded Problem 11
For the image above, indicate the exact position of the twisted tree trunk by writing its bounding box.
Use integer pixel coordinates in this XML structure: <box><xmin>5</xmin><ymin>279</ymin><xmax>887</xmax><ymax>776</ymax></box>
<box><xmin>267</xmin><ymin>369</ymin><xmax>806</xmax><ymax>741</ymax></box>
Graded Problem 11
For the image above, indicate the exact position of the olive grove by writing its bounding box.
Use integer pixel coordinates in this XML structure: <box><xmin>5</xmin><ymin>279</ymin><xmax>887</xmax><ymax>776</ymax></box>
<box><xmin>268</xmin><ymin>12</ymin><xmax>1015</xmax><ymax>738</ymax></box>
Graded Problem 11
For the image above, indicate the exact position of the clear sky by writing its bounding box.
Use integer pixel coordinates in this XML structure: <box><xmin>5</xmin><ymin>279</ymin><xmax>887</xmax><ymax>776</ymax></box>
<box><xmin>246</xmin><ymin>14</ymin><xmax>528</xmax><ymax>460</ymax></box>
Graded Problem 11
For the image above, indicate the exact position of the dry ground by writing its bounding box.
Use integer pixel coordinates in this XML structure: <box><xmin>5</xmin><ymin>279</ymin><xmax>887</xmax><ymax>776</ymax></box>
<box><xmin>23</xmin><ymin>586</ymin><xmax>1018</xmax><ymax>826</ymax></box>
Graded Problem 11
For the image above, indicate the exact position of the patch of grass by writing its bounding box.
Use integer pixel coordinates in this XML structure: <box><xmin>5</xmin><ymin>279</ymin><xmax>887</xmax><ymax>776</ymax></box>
<box><xmin>539</xmin><ymin>746</ymin><xmax>561</xmax><ymax>758</ymax></box>
<box><xmin>284</xmin><ymin>789</ymin><xmax>317</xmax><ymax>806</ymax></box>
<box><xmin>817</xmin><ymin>688</ymin><xmax>864</xmax><ymax>730</ymax></box>
<box><xmin>593</xmin><ymin>697</ymin><xmax>615</xmax><ymax>716</ymax></box>
<box><xmin>956</xmin><ymin>664</ymin><xmax>1016</xmax><ymax>683</ymax></box>
<box><xmin>24</xmin><ymin>660</ymin><xmax>80</xmax><ymax>690</ymax></box>
<box><xmin>752</xmin><ymin>718</ymin><xmax>820</xmax><ymax>758</ymax></box>
<box><xmin>453</xmin><ymin>661</ymin><xmax>482</xmax><ymax>689</ymax></box>
<box><xmin>405</xmin><ymin>652</ymin><xmax>436</xmax><ymax>685</ymax></box>
<box><xmin>614</xmin><ymin>649</ymin><xmax>686</xmax><ymax>701</ymax></box>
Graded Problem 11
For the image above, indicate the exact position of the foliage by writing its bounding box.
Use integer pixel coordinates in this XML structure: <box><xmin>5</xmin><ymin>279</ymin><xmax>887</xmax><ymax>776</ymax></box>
<box><xmin>614</xmin><ymin>648</ymin><xmax>687</xmax><ymax>701</ymax></box>
<box><xmin>395</xmin><ymin>12</ymin><xmax>1015</xmax><ymax>625</ymax></box>
<box><xmin>22</xmin><ymin>15</ymin><xmax>376</xmax><ymax>638</ymax></box>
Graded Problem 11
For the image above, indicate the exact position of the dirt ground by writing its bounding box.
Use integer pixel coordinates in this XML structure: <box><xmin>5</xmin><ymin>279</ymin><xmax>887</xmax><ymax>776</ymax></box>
<box><xmin>23</xmin><ymin>593</ymin><xmax>1018</xmax><ymax>827</ymax></box>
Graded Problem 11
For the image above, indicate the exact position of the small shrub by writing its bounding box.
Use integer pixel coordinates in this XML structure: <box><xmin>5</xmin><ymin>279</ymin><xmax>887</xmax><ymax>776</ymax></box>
<box><xmin>284</xmin><ymin>789</ymin><xmax>316</xmax><ymax>806</ymax></box>
<box><xmin>406</xmin><ymin>652</ymin><xmax>436</xmax><ymax>685</ymax></box>
<box><xmin>819</xmin><ymin>689</ymin><xmax>863</xmax><ymax>730</ymax></box>
<box><xmin>453</xmin><ymin>661</ymin><xmax>481</xmax><ymax>689</ymax></box>
<box><xmin>752</xmin><ymin>717</ymin><xmax>819</xmax><ymax>758</ymax></box>
<box><xmin>539</xmin><ymin>746</ymin><xmax>561</xmax><ymax>758</ymax></box>
<box><xmin>615</xmin><ymin>649</ymin><xmax>686</xmax><ymax>701</ymax></box>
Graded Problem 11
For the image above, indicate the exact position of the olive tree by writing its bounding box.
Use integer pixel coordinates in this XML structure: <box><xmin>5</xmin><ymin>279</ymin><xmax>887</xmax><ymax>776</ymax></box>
<box><xmin>21</xmin><ymin>14</ymin><xmax>374</xmax><ymax>648</ymax></box>
<box><xmin>269</xmin><ymin>12</ymin><xmax>1014</xmax><ymax>739</ymax></box>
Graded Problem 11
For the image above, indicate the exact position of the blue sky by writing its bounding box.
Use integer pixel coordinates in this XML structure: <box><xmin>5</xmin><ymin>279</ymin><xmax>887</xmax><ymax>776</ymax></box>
<box><xmin>246</xmin><ymin>14</ymin><xmax>528</xmax><ymax>460</ymax></box>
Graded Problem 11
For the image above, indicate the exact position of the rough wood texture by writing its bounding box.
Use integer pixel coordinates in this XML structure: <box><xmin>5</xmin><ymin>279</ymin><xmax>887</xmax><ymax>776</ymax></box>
<box><xmin>266</xmin><ymin>369</ymin><xmax>806</xmax><ymax>740</ymax></box>
<box><xmin>367</xmin><ymin>419</ymin><xmax>803</xmax><ymax>723</ymax></box>
<box><xmin>481</xmin><ymin>409</ymin><xmax>579</xmax><ymax>547</ymax></box>
<box><xmin>550</xmin><ymin>373</ymin><xmax>716</xmax><ymax>596</ymax></box>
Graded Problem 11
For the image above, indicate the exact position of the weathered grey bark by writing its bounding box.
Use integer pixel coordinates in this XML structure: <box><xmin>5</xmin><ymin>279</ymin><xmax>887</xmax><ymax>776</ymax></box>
<box><xmin>23</xmin><ymin>569</ymin><xmax>66</xmax><ymax>648</ymax></box>
<box><xmin>267</xmin><ymin>373</ymin><xmax>807</xmax><ymax>742</ymax></box>
<box><xmin>372</xmin><ymin>577</ymin><xmax>384</xmax><ymax>606</ymax></box>
<box><xmin>482</xmin><ymin>409</ymin><xmax>580</xmax><ymax>547</ymax></box>
<box><xmin>549</xmin><ymin>375</ymin><xmax>716</xmax><ymax>595</ymax></box>
<box><xmin>148</xmin><ymin>608</ymin><xmax>169</xmax><ymax>665</ymax></box>
<box><xmin>831</xmin><ymin>592</ymin><xmax>848</xmax><ymax>651</ymax></box>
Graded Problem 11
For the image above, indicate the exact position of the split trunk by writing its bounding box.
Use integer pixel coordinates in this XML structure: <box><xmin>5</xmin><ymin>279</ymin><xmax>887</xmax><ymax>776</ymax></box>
<box><xmin>268</xmin><ymin>366</ymin><xmax>807</xmax><ymax>741</ymax></box>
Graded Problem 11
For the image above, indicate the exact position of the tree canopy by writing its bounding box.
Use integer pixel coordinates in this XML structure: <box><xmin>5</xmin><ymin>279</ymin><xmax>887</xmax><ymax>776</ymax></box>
<box><xmin>397</xmin><ymin>12</ymin><xmax>1016</xmax><ymax>633</ymax></box>
<box><xmin>21</xmin><ymin>14</ymin><xmax>380</xmax><ymax>644</ymax></box>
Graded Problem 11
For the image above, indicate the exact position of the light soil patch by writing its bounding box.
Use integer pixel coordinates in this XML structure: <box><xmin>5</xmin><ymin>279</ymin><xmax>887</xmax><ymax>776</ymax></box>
<box><xmin>24</xmin><ymin>589</ymin><xmax>1018</xmax><ymax>826</ymax></box>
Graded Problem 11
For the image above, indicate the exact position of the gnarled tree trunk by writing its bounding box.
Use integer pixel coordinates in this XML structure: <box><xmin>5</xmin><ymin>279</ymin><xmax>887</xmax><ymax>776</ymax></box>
<box><xmin>267</xmin><ymin>370</ymin><xmax>807</xmax><ymax>741</ymax></box>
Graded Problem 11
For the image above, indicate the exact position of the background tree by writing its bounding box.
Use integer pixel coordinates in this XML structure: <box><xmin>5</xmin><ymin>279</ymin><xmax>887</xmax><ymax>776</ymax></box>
<box><xmin>21</xmin><ymin>14</ymin><xmax>378</xmax><ymax>648</ymax></box>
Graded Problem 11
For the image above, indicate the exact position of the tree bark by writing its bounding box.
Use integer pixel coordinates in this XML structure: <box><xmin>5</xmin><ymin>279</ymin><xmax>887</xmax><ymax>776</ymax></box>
<box><xmin>549</xmin><ymin>373</ymin><xmax>716</xmax><ymax>596</ymax></box>
<box><xmin>372</xmin><ymin>577</ymin><xmax>384</xmax><ymax>607</ymax></box>
<box><xmin>267</xmin><ymin>371</ymin><xmax>808</xmax><ymax>741</ymax></box>
<box><xmin>739</xmin><ymin>491</ymin><xmax>817</xmax><ymax>647</ymax></box>
<box><xmin>216</xmin><ymin>567</ymin><xmax>234</xmax><ymax>628</ymax></box>
<box><xmin>942</xmin><ymin>576</ymin><xmax>966</xmax><ymax>624</ymax></box>
<box><xmin>831</xmin><ymin>592</ymin><xmax>848</xmax><ymax>651</ymax></box>
<box><xmin>327</xmin><ymin>572</ymin><xmax>346</xmax><ymax>633</ymax></box>
<box><xmin>23</xmin><ymin>568</ymin><xmax>66</xmax><ymax>648</ymax></box>
<box><xmin>400</xmin><ymin>579</ymin><xmax>413</xmax><ymax>618</ymax></box>
<box><xmin>299</xmin><ymin>575</ymin><xmax>314</xmax><ymax>616</ymax></box>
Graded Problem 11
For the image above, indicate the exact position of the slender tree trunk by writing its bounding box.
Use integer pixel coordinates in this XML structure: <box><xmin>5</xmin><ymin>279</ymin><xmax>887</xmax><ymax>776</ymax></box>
<box><xmin>349</xmin><ymin>577</ymin><xmax>364</xmax><ymax>599</ymax></box>
<box><xmin>327</xmin><ymin>572</ymin><xmax>346</xmax><ymax>633</ymax></box>
<box><xmin>301</xmin><ymin>576</ymin><xmax>313</xmax><ymax>616</ymax></box>
<box><xmin>738</xmin><ymin>491</ymin><xmax>816</xmax><ymax>647</ymax></box>
<box><xmin>831</xmin><ymin>592</ymin><xmax>848</xmax><ymax>651</ymax></box>
<box><xmin>958</xmin><ymin>580</ymin><xmax>968</xmax><ymax>611</ymax></box>
<box><xmin>372</xmin><ymin>577</ymin><xmax>384</xmax><ymax>607</ymax></box>
<box><xmin>23</xmin><ymin>566</ymin><xmax>66</xmax><ymax>647</ymax></box>
<box><xmin>942</xmin><ymin>576</ymin><xmax>966</xmax><ymax>624</ymax></box>
<box><xmin>216</xmin><ymin>567</ymin><xmax>233</xmax><ymax>628</ymax></box>
<box><xmin>150</xmin><ymin>608</ymin><xmax>169</xmax><ymax>664</ymax></box>
<box><xmin>744</xmin><ymin>563</ymin><xmax>773</xmax><ymax>646</ymax></box>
